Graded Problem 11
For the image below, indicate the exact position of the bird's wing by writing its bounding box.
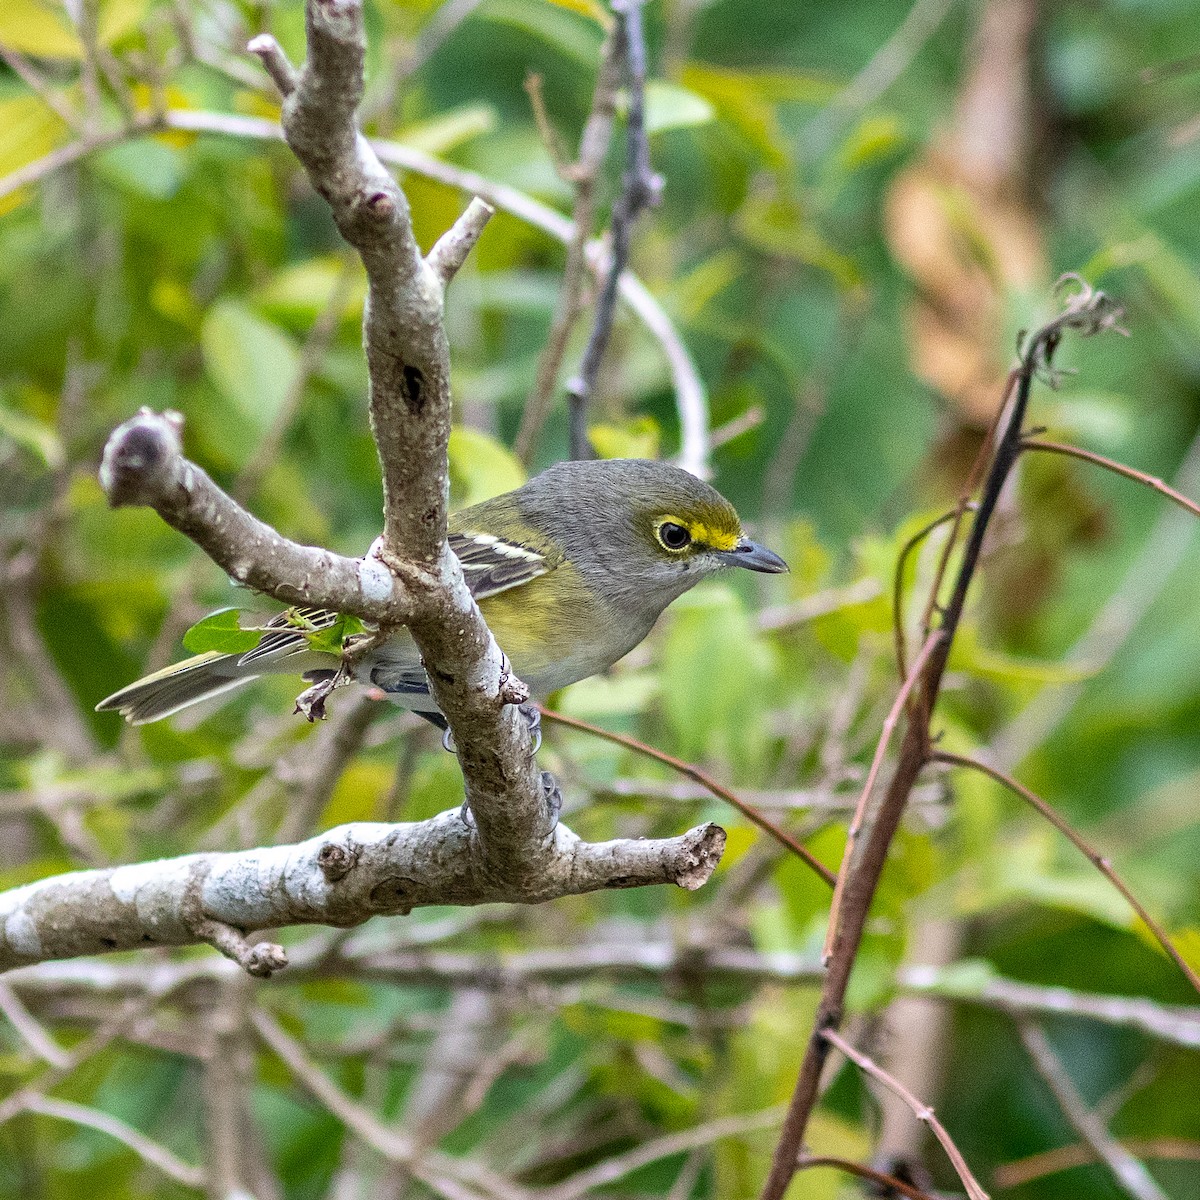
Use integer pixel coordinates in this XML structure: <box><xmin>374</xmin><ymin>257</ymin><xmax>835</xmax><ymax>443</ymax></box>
<box><xmin>229</xmin><ymin>536</ymin><xmax>555</xmax><ymax>668</ymax></box>
<box><xmin>447</xmin><ymin>529</ymin><xmax>558</xmax><ymax>599</ymax></box>
<box><xmin>235</xmin><ymin>607</ymin><xmax>341</xmax><ymax>667</ymax></box>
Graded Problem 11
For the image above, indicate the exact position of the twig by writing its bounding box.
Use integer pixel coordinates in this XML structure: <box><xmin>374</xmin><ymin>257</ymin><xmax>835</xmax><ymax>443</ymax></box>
<box><xmin>0</xmin><ymin>47</ymin><xmax>85</xmax><ymax>132</ymax></box>
<box><xmin>540</xmin><ymin>708</ymin><xmax>834</xmax><ymax>886</ymax></box>
<box><xmin>543</xmin><ymin>1106</ymin><xmax>785</xmax><ymax>1200</ymax></box>
<box><xmin>1017</xmin><ymin>1021</ymin><xmax>1169</xmax><ymax>1200</ymax></box>
<box><xmin>758</xmin><ymin>576</ymin><xmax>882</xmax><ymax>631</ymax></box>
<box><xmin>252</xmin><ymin>1008</ymin><xmax>529</xmax><ymax>1200</ymax></box>
<box><xmin>0</xmin><ymin>979</ymin><xmax>70</xmax><ymax>1067</ymax></box>
<box><xmin>891</xmin><ymin>505</ymin><xmax>976</xmax><ymax>678</ymax></box>
<box><xmin>795</xmin><ymin>1154</ymin><xmax>938</xmax><ymax>1200</ymax></box>
<box><xmin>997</xmin><ymin>1136</ymin><xmax>1200</xmax><ymax>1189</ymax></box>
<box><xmin>931</xmin><ymin>750</ymin><xmax>1200</xmax><ymax>996</ymax></box>
<box><xmin>821</xmin><ymin>1027</ymin><xmax>989</xmax><ymax>1200</ymax></box>
<box><xmin>1022</xmin><ymin>437</ymin><xmax>1200</xmax><ymax>520</ymax></box>
<box><xmin>759</xmin><ymin>279</ymin><xmax>1128</xmax><ymax>1200</ymax></box>
<box><xmin>17</xmin><ymin>1093</ymin><xmax>208</xmax><ymax>1189</ymax></box>
<box><xmin>0</xmin><ymin>808</ymin><xmax>724</xmax><ymax>973</ymax></box>
<box><xmin>993</xmin><ymin>422</ymin><xmax>1200</xmax><ymax>768</ymax></box>
<box><xmin>564</xmin><ymin>0</ymin><xmax>663</xmax><ymax>461</ymax></box>
<box><xmin>514</xmin><ymin>36</ymin><xmax>622</xmax><ymax>465</ymax></box>
<box><xmin>822</xmin><ymin>630</ymin><xmax>940</xmax><ymax>963</ymax></box>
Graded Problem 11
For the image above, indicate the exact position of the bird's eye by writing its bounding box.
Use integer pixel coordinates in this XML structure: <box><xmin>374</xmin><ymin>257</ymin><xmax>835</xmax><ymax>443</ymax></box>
<box><xmin>657</xmin><ymin>522</ymin><xmax>692</xmax><ymax>551</ymax></box>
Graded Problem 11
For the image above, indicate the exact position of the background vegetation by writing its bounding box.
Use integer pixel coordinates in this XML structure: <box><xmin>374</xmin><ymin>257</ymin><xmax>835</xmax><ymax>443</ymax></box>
<box><xmin>4</xmin><ymin>0</ymin><xmax>1200</xmax><ymax>1196</ymax></box>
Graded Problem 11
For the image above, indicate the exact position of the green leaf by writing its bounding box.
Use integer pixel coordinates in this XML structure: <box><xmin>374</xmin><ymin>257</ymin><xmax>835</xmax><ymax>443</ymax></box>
<box><xmin>0</xmin><ymin>398</ymin><xmax>64</xmax><ymax>467</ymax></box>
<box><xmin>302</xmin><ymin>614</ymin><xmax>366</xmax><ymax>656</ymax></box>
<box><xmin>478</xmin><ymin>0</ymin><xmax>604</xmax><ymax>67</ymax></box>
<box><xmin>397</xmin><ymin>104</ymin><xmax>498</xmax><ymax>155</ymax></box>
<box><xmin>182</xmin><ymin>609</ymin><xmax>262</xmax><ymax>655</ymax></box>
<box><xmin>448</xmin><ymin>427</ymin><xmax>525</xmax><ymax>509</ymax></box>
<box><xmin>588</xmin><ymin>416</ymin><xmax>661</xmax><ymax>461</ymax></box>
<box><xmin>200</xmin><ymin>300</ymin><xmax>300</xmax><ymax>434</ymax></box>
<box><xmin>94</xmin><ymin>140</ymin><xmax>185</xmax><ymax>200</ymax></box>
<box><xmin>0</xmin><ymin>0</ymin><xmax>82</xmax><ymax>58</ymax></box>
<box><xmin>642</xmin><ymin>82</ymin><xmax>715</xmax><ymax>135</ymax></box>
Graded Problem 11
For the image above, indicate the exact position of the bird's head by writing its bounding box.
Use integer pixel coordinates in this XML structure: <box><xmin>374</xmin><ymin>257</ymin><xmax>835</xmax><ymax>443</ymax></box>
<box><xmin>517</xmin><ymin>459</ymin><xmax>787</xmax><ymax>610</ymax></box>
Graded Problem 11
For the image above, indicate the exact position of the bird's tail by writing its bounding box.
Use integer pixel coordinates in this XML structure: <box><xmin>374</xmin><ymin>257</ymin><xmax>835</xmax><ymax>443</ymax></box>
<box><xmin>95</xmin><ymin>652</ymin><xmax>259</xmax><ymax>724</ymax></box>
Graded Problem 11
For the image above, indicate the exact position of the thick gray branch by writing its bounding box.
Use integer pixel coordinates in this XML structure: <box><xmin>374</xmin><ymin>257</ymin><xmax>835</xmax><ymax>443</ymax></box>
<box><xmin>248</xmin><ymin>0</ymin><xmax>551</xmax><ymax>864</ymax></box>
<box><xmin>0</xmin><ymin>815</ymin><xmax>725</xmax><ymax>974</ymax></box>
<box><xmin>99</xmin><ymin>409</ymin><xmax>412</xmax><ymax>622</ymax></box>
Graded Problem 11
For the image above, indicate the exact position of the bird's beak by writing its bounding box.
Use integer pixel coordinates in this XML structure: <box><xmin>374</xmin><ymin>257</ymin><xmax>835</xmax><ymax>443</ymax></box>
<box><xmin>719</xmin><ymin>538</ymin><xmax>789</xmax><ymax>574</ymax></box>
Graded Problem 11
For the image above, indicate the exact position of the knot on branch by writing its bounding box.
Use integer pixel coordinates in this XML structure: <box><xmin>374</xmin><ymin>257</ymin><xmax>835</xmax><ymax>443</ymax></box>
<box><xmin>99</xmin><ymin>408</ymin><xmax>183</xmax><ymax>508</ymax></box>
<box><xmin>317</xmin><ymin>839</ymin><xmax>360</xmax><ymax>882</ymax></box>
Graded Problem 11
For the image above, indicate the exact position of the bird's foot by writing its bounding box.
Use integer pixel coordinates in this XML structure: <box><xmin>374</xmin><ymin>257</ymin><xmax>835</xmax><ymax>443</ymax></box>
<box><xmin>440</xmin><ymin>704</ymin><xmax>541</xmax><ymax>754</ymax></box>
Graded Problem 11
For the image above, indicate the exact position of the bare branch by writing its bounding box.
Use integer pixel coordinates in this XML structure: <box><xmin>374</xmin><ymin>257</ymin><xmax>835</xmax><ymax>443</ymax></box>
<box><xmin>0</xmin><ymin>979</ymin><xmax>70</xmax><ymax>1067</ymax></box>
<box><xmin>795</xmin><ymin>1155</ymin><xmax>938</xmax><ymax>1200</ymax></box>
<box><xmin>17</xmin><ymin>1093</ymin><xmax>208</xmax><ymax>1190</ymax></box>
<box><xmin>565</xmin><ymin>0</ymin><xmax>664</xmax><ymax>461</ymax></box>
<box><xmin>514</xmin><ymin>35</ymin><xmax>622</xmax><ymax>465</ymax></box>
<box><xmin>1023</xmin><ymin>436</ymin><xmax>1200</xmax><ymax>520</ymax></box>
<box><xmin>0</xmin><ymin>814</ymin><xmax>723</xmax><ymax>974</ymax></box>
<box><xmin>821</xmin><ymin>1027</ymin><xmax>989</xmax><ymax>1200</ymax></box>
<box><xmin>760</xmin><ymin>280</ymin><xmax>1128</xmax><ymax>1200</ymax></box>
<box><xmin>99</xmin><ymin>409</ymin><xmax>412</xmax><ymax>622</ymax></box>
<box><xmin>427</xmin><ymin>197</ymin><xmax>496</xmax><ymax>286</ymax></box>
<box><xmin>931</xmin><ymin>750</ymin><xmax>1200</xmax><ymax>996</ymax></box>
<box><xmin>246</xmin><ymin>33</ymin><xmax>299</xmax><ymax>96</ymax></box>
<box><xmin>823</xmin><ymin>630</ymin><xmax>941</xmax><ymax>963</ymax></box>
<box><xmin>543</xmin><ymin>1107</ymin><xmax>784</xmax><ymax>1200</ymax></box>
<box><xmin>541</xmin><ymin>708</ymin><xmax>834</xmax><ymax>885</ymax></box>
<box><xmin>1018</xmin><ymin>1021</ymin><xmax>1169</xmax><ymax>1200</ymax></box>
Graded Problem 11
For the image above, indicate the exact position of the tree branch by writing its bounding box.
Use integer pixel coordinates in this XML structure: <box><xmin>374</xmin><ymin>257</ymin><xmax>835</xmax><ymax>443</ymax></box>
<box><xmin>1018</xmin><ymin>1021</ymin><xmax>1169</xmax><ymax>1200</ymax></box>
<box><xmin>821</xmin><ymin>1027</ymin><xmax>989</xmax><ymax>1200</ymax></box>
<box><xmin>759</xmin><ymin>278</ymin><xmax>1128</xmax><ymax>1200</ymax></box>
<box><xmin>564</xmin><ymin>0</ymin><xmax>663</xmax><ymax>460</ymax></box>
<box><xmin>931</xmin><ymin>750</ymin><xmax>1200</xmax><ymax>996</ymax></box>
<box><xmin>0</xmin><ymin>816</ymin><xmax>724</xmax><ymax>974</ymax></box>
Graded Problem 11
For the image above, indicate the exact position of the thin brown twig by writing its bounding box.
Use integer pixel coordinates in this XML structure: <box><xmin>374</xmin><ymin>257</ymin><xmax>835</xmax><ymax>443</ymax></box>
<box><xmin>539</xmin><ymin>707</ymin><xmax>835</xmax><ymax>886</ymax></box>
<box><xmin>917</xmin><ymin>368</ymin><xmax>1017</xmax><ymax>642</ymax></box>
<box><xmin>931</xmin><ymin>750</ymin><xmax>1200</xmax><ymax>997</ymax></box>
<box><xmin>760</xmin><ymin>280</ymin><xmax>1127</xmax><ymax>1200</ymax></box>
<box><xmin>1023</xmin><ymin>437</ymin><xmax>1200</xmax><ymax>520</ymax></box>
<box><xmin>822</xmin><ymin>630</ymin><xmax>940</xmax><ymax>963</ymax></box>
<box><xmin>996</xmin><ymin>1136</ymin><xmax>1200</xmax><ymax>1189</ymax></box>
<box><xmin>1017</xmin><ymin>1021</ymin><xmax>1169</xmax><ymax>1200</ymax></box>
<box><xmin>892</xmin><ymin>505</ymin><xmax>977</xmax><ymax>679</ymax></box>
<box><xmin>795</xmin><ymin>1154</ymin><xmax>938</xmax><ymax>1200</ymax></box>
<box><xmin>821</xmin><ymin>1027</ymin><xmax>989</xmax><ymax>1200</ymax></box>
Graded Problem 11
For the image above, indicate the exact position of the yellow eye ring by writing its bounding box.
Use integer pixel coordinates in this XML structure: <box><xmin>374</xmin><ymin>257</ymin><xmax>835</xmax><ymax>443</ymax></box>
<box><xmin>657</xmin><ymin>521</ymin><xmax>692</xmax><ymax>551</ymax></box>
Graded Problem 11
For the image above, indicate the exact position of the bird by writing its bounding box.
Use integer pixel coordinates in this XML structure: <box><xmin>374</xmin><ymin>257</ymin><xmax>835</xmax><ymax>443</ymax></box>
<box><xmin>96</xmin><ymin>458</ymin><xmax>788</xmax><ymax>726</ymax></box>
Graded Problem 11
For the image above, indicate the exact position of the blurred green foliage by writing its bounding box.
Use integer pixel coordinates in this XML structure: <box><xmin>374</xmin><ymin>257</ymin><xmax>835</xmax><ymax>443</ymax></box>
<box><xmin>4</xmin><ymin>0</ymin><xmax>1200</xmax><ymax>1197</ymax></box>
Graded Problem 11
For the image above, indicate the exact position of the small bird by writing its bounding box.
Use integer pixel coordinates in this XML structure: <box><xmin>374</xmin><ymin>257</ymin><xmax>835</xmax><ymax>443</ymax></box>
<box><xmin>96</xmin><ymin>458</ymin><xmax>787</xmax><ymax>726</ymax></box>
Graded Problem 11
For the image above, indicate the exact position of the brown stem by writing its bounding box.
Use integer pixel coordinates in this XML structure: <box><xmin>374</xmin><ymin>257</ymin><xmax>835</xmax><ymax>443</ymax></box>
<box><xmin>931</xmin><ymin>750</ymin><xmax>1200</xmax><ymax>996</ymax></box>
<box><xmin>539</xmin><ymin>707</ymin><xmax>835</xmax><ymax>886</ymax></box>
<box><xmin>759</xmin><ymin>280</ymin><xmax>1127</xmax><ymax>1200</ymax></box>
<box><xmin>795</xmin><ymin>1154</ymin><xmax>938</xmax><ymax>1200</ymax></box>
<box><xmin>822</xmin><ymin>630</ymin><xmax>940</xmax><ymax>963</ymax></box>
<box><xmin>892</xmin><ymin>505</ymin><xmax>976</xmax><ymax>679</ymax></box>
<box><xmin>822</xmin><ymin>1027</ymin><xmax>989</xmax><ymax>1200</ymax></box>
<box><xmin>1022</xmin><ymin>437</ymin><xmax>1200</xmax><ymax>520</ymax></box>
